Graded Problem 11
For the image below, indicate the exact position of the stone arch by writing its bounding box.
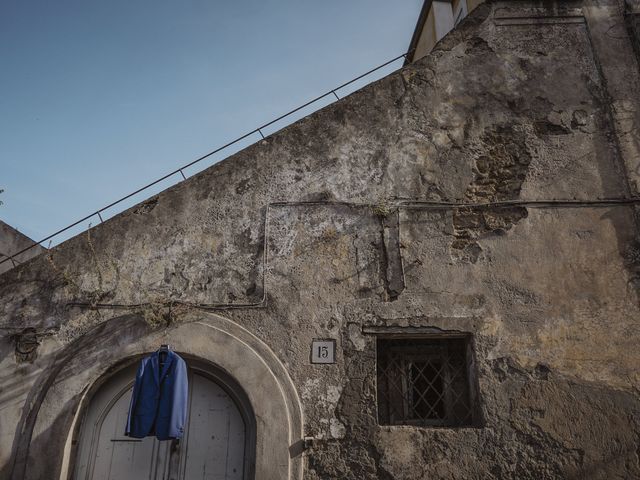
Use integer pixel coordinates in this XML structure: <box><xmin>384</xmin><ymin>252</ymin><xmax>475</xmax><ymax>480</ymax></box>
<box><xmin>11</xmin><ymin>313</ymin><xmax>303</xmax><ymax>480</ymax></box>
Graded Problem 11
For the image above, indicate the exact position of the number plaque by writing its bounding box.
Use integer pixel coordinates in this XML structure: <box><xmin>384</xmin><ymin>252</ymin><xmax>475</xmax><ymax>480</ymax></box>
<box><xmin>311</xmin><ymin>339</ymin><xmax>336</xmax><ymax>364</ymax></box>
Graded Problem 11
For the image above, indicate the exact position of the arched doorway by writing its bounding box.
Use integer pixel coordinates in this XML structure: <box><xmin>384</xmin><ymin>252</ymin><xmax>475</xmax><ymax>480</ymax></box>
<box><xmin>72</xmin><ymin>358</ymin><xmax>256</xmax><ymax>480</ymax></box>
<box><xmin>15</xmin><ymin>316</ymin><xmax>302</xmax><ymax>480</ymax></box>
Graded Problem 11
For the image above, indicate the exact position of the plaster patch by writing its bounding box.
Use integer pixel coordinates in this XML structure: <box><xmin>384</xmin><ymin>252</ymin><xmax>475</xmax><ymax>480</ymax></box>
<box><xmin>347</xmin><ymin>323</ymin><xmax>366</xmax><ymax>351</ymax></box>
<box><xmin>329</xmin><ymin>418</ymin><xmax>346</xmax><ymax>439</ymax></box>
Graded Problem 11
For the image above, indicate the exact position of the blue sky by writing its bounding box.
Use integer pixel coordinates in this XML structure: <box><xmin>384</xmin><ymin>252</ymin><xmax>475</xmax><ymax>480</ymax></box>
<box><xmin>0</xmin><ymin>0</ymin><xmax>422</xmax><ymax>246</ymax></box>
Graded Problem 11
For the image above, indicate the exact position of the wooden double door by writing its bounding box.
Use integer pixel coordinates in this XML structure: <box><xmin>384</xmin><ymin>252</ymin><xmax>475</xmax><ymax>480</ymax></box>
<box><xmin>73</xmin><ymin>362</ymin><xmax>253</xmax><ymax>480</ymax></box>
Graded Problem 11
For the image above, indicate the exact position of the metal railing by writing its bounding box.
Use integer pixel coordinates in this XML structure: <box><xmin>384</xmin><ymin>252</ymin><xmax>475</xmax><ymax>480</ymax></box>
<box><xmin>0</xmin><ymin>50</ymin><xmax>412</xmax><ymax>266</ymax></box>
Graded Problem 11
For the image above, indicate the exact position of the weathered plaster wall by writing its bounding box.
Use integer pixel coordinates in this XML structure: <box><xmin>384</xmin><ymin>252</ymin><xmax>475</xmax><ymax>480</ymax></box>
<box><xmin>0</xmin><ymin>222</ymin><xmax>45</xmax><ymax>275</ymax></box>
<box><xmin>627</xmin><ymin>0</ymin><xmax>640</xmax><ymax>62</ymax></box>
<box><xmin>1</xmin><ymin>1</ymin><xmax>640</xmax><ymax>479</ymax></box>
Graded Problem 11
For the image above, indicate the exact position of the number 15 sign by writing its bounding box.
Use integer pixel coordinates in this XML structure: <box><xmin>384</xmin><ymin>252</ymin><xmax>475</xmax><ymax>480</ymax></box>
<box><xmin>311</xmin><ymin>339</ymin><xmax>336</xmax><ymax>364</ymax></box>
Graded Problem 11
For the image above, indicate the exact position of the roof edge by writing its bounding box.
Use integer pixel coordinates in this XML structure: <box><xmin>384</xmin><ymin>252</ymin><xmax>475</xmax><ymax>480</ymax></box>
<box><xmin>405</xmin><ymin>0</ymin><xmax>434</xmax><ymax>65</ymax></box>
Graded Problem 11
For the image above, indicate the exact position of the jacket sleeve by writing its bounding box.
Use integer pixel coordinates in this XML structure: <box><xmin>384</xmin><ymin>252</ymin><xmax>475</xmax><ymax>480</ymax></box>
<box><xmin>176</xmin><ymin>357</ymin><xmax>189</xmax><ymax>437</ymax></box>
<box><xmin>125</xmin><ymin>359</ymin><xmax>146</xmax><ymax>436</ymax></box>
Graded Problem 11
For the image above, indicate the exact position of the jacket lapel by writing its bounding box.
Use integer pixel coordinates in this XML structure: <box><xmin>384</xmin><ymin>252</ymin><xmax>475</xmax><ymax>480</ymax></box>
<box><xmin>151</xmin><ymin>353</ymin><xmax>161</xmax><ymax>386</ymax></box>
<box><xmin>159</xmin><ymin>351</ymin><xmax>174</xmax><ymax>383</ymax></box>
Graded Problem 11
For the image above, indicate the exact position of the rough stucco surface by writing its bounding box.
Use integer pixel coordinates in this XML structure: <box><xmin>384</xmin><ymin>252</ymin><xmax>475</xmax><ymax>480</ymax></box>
<box><xmin>1</xmin><ymin>1</ymin><xmax>640</xmax><ymax>479</ymax></box>
<box><xmin>0</xmin><ymin>222</ymin><xmax>45</xmax><ymax>275</ymax></box>
<box><xmin>627</xmin><ymin>0</ymin><xmax>640</xmax><ymax>63</ymax></box>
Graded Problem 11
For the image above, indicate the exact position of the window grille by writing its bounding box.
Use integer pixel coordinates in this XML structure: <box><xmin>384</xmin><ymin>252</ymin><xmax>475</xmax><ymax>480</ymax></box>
<box><xmin>376</xmin><ymin>337</ymin><xmax>477</xmax><ymax>427</ymax></box>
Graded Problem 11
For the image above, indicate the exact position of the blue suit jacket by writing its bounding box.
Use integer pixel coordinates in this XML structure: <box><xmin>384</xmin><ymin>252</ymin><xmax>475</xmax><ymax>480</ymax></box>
<box><xmin>125</xmin><ymin>350</ymin><xmax>188</xmax><ymax>440</ymax></box>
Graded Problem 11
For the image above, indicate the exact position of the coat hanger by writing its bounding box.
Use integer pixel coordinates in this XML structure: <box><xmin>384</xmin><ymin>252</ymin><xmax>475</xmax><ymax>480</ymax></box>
<box><xmin>158</xmin><ymin>344</ymin><xmax>170</xmax><ymax>366</ymax></box>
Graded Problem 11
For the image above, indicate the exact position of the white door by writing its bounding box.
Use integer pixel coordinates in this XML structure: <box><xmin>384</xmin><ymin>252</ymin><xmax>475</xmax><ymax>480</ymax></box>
<box><xmin>74</xmin><ymin>363</ymin><xmax>249</xmax><ymax>480</ymax></box>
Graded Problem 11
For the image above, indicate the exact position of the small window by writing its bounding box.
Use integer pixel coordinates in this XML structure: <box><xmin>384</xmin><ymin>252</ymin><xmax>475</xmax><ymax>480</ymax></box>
<box><xmin>376</xmin><ymin>336</ymin><xmax>478</xmax><ymax>427</ymax></box>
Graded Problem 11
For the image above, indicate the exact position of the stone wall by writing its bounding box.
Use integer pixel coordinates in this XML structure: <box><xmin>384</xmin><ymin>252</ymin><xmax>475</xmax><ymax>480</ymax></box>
<box><xmin>1</xmin><ymin>1</ymin><xmax>640</xmax><ymax>479</ymax></box>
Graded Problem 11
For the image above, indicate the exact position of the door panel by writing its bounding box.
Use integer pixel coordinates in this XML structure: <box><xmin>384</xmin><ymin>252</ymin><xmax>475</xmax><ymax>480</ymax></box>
<box><xmin>180</xmin><ymin>374</ymin><xmax>245</xmax><ymax>480</ymax></box>
<box><xmin>91</xmin><ymin>392</ymin><xmax>158</xmax><ymax>480</ymax></box>
<box><xmin>74</xmin><ymin>362</ymin><xmax>247</xmax><ymax>480</ymax></box>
